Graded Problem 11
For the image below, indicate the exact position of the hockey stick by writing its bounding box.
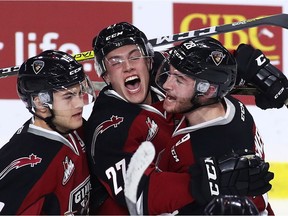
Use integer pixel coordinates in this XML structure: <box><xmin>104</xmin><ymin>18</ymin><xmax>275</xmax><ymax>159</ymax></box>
<box><xmin>124</xmin><ymin>141</ymin><xmax>155</xmax><ymax>215</ymax></box>
<box><xmin>1</xmin><ymin>13</ymin><xmax>287</xmax><ymax>79</ymax></box>
<box><xmin>149</xmin><ymin>13</ymin><xmax>288</xmax><ymax>47</ymax></box>
<box><xmin>72</xmin><ymin>13</ymin><xmax>288</xmax><ymax>62</ymax></box>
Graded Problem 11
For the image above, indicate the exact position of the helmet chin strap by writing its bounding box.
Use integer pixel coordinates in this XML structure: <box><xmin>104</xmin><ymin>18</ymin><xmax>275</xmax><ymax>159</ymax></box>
<box><xmin>28</xmin><ymin>107</ymin><xmax>72</xmax><ymax>136</ymax></box>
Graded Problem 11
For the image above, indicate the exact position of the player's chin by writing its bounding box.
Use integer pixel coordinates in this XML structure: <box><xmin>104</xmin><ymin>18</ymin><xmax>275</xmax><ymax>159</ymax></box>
<box><xmin>163</xmin><ymin>100</ymin><xmax>177</xmax><ymax>113</ymax></box>
<box><xmin>70</xmin><ymin>117</ymin><xmax>83</xmax><ymax>129</ymax></box>
<box><xmin>125</xmin><ymin>90</ymin><xmax>147</xmax><ymax>104</ymax></box>
<box><xmin>69</xmin><ymin>122</ymin><xmax>83</xmax><ymax>131</ymax></box>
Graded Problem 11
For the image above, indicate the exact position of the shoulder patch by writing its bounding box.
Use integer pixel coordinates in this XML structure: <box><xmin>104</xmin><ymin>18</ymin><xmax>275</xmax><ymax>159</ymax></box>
<box><xmin>0</xmin><ymin>154</ymin><xmax>42</xmax><ymax>180</ymax></box>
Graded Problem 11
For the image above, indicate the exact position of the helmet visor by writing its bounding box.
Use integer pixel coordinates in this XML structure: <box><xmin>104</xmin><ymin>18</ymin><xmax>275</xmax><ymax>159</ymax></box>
<box><xmin>155</xmin><ymin>57</ymin><xmax>171</xmax><ymax>92</ymax></box>
<box><xmin>31</xmin><ymin>75</ymin><xmax>96</xmax><ymax>111</ymax></box>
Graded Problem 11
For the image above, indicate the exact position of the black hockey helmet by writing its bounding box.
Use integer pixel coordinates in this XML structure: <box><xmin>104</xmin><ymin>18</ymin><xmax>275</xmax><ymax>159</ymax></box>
<box><xmin>158</xmin><ymin>37</ymin><xmax>237</xmax><ymax>99</ymax></box>
<box><xmin>92</xmin><ymin>22</ymin><xmax>154</xmax><ymax>77</ymax></box>
<box><xmin>204</xmin><ymin>195</ymin><xmax>259</xmax><ymax>215</ymax></box>
<box><xmin>17</xmin><ymin>50</ymin><xmax>94</xmax><ymax>110</ymax></box>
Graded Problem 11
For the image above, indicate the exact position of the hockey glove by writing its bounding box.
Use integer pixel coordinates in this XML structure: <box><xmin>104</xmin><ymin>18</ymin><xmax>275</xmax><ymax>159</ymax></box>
<box><xmin>234</xmin><ymin>43</ymin><xmax>288</xmax><ymax>109</ymax></box>
<box><xmin>189</xmin><ymin>151</ymin><xmax>274</xmax><ymax>205</ymax></box>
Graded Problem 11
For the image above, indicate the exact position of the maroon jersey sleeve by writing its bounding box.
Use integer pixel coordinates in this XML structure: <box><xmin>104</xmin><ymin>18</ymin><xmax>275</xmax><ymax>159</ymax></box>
<box><xmin>145</xmin><ymin>171</ymin><xmax>194</xmax><ymax>215</ymax></box>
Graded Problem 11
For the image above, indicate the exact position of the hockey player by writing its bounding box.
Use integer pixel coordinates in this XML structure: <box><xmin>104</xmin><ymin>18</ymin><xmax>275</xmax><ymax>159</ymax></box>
<box><xmin>85</xmin><ymin>22</ymin><xmax>183</xmax><ymax>215</ymax></box>
<box><xmin>85</xmin><ymin>22</ymin><xmax>274</xmax><ymax>215</ymax></box>
<box><xmin>0</xmin><ymin>50</ymin><xmax>96</xmax><ymax>214</ymax></box>
<box><xmin>155</xmin><ymin>37</ymin><xmax>274</xmax><ymax>214</ymax></box>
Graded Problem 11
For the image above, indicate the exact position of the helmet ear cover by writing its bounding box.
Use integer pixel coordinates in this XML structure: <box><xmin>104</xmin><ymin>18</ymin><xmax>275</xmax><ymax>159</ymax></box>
<box><xmin>31</xmin><ymin>91</ymin><xmax>52</xmax><ymax>108</ymax></box>
<box><xmin>195</xmin><ymin>80</ymin><xmax>210</xmax><ymax>94</ymax></box>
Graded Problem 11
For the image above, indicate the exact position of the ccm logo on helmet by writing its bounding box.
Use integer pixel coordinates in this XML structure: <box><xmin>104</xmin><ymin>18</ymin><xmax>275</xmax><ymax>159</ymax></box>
<box><xmin>204</xmin><ymin>157</ymin><xmax>220</xmax><ymax>196</ymax></box>
<box><xmin>171</xmin><ymin>50</ymin><xmax>184</xmax><ymax>60</ymax></box>
<box><xmin>106</xmin><ymin>31</ymin><xmax>124</xmax><ymax>41</ymax></box>
<box><xmin>70</xmin><ymin>67</ymin><xmax>82</xmax><ymax>75</ymax></box>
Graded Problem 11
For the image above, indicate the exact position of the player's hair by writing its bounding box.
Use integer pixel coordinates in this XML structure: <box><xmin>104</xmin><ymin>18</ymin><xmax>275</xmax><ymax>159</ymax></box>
<box><xmin>92</xmin><ymin>22</ymin><xmax>154</xmax><ymax>77</ymax></box>
<box><xmin>168</xmin><ymin>36</ymin><xmax>237</xmax><ymax>99</ymax></box>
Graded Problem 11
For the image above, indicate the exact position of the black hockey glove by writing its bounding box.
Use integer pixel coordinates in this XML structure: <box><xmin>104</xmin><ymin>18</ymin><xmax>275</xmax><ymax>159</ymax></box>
<box><xmin>189</xmin><ymin>151</ymin><xmax>274</xmax><ymax>205</ymax></box>
<box><xmin>234</xmin><ymin>43</ymin><xmax>288</xmax><ymax>109</ymax></box>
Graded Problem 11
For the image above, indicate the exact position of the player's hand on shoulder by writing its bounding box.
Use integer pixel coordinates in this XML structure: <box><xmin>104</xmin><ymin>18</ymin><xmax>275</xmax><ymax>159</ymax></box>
<box><xmin>234</xmin><ymin>43</ymin><xmax>288</xmax><ymax>109</ymax></box>
<box><xmin>189</xmin><ymin>150</ymin><xmax>274</xmax><ymax>205</ymax></box>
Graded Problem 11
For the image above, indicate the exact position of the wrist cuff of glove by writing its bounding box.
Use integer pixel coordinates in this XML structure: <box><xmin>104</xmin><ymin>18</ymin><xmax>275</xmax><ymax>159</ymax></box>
<box><xmin>190</xmin><ymin>157</ymin><xmax>221</xmax><ymax>205</ymax></box>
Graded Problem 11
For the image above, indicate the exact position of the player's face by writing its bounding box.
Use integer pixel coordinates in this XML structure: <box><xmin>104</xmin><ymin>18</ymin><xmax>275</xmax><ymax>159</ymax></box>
<box><xmin>162</xmin><ymin>66</ymin><xmax>195</xmax><ymax>113</ymax></box>
<box><xmin>104</xmin><ymin>44</ymin><xmax>152</xmax><ymax>104</ymax></box>
<box><xmin>51</xmin><ymin>83</ymin><xmax>85</xmax><ymax>132</ymax></box>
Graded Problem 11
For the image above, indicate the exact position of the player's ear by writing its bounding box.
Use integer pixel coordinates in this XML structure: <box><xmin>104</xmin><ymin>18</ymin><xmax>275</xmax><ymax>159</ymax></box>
<box><xmin>102</xmin><ymin>73</ymin><xmax>111</xmax><ymax>85</ymax></box>
<box><xmin>202</xmin><ymin>84</ymin><xmax>218</xmax><ymax>99</ymax></box>
<box><xmin>207</xmin><ymin>85</ymin><xmax>217</xmax><ymax>97</ymax></box>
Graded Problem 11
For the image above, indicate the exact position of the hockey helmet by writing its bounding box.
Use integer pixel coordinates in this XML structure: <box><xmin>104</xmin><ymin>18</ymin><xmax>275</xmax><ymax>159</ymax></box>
<box><xmin>204</xmin><ymin>195</ymin><xmax>259</xmax><ymax>215</ymax></box>
<box><xmin>92</xmin><ymin>22</ymin><xmax>154</xmax><ymax>77</ymax></box>
<box><xmin>156</xmin><ymin>37</ymin><xmax>237</xmax><ymax>99</ymax></box>
<box><xmin>17</xmin><ymin>50</ymin><xmax>95</xmax><ymax>110</ymax></box>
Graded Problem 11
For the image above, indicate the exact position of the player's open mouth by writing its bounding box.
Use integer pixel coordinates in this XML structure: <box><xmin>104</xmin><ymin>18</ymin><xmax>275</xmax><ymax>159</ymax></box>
<box><xmin>72</xmin><ymin>111</ymin><xmax>82</xmax><ymax>119</ymax></box>
<box><xmin>166</xmin><ymin>94</ymin><xmax>176</xmax><ymax>102</ymax></box>
<box><xmin>125</xmin><ymin>75</ymin><xmax>141</xmax><ymax>92</ymax></box>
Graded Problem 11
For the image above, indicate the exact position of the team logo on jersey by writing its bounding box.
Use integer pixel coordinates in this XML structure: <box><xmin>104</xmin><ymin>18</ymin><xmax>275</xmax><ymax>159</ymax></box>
<box><xmin>210</xmin><ymin>51</ymin><xmax>225</xmax><ymax>66</ymax></box>
<box><xmin>64</xmin><ymin>176</ymin><xmax>91</xmax><ymax>215</ymax></box>
<box><xmin>91</xmin><ymin>115</ymin><xmax>124</xmax><ymax>161</ymax></box>
<box><xmin>146</xmin><ymin>117</ymin><xmax>159</xmax><ymax>141</ymax></box>
<box><xmin>95</xmin><ymin>115</ymin><xmax>124</xmax><ymax>136</ymax></box>
<box><xmin>62</xmin><ymin>156</ymin><xmax>75</xmax><ymax>185</ymax></box>
<box><xmin>0</xmin><ymin>154</ymin><xmax>42</xmax><ymax>180</ymax></box>
<box><xmin>32</xmin><ymin>60</ymin><xmax>45</xmax><ymax>74</ymax></box>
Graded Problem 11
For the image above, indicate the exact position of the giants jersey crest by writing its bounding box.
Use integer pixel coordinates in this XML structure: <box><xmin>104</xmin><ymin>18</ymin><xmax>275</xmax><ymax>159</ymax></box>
<box><xmin>146</xmin><ymin>117</ymin><xmax>159</xmax><ymax>141</ymax></box>
<box><xmin>64</xmin><ymin>176</ymin><xmax>91</xmax><ymax>215</ymax></box>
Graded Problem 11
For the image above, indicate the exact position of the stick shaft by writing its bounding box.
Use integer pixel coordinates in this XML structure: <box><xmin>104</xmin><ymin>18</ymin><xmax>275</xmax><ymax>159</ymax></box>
<box><xmin>73</xmin><ymin>13</ymin><xmax>288</xmax><ymax>62</ymax></box>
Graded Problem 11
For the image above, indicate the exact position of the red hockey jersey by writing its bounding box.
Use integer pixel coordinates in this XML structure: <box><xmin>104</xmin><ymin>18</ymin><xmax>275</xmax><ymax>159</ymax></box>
<box><xmin>157</xmin><ymin>95</ymin><xmax>274</xmax><ymax>215</ymax></box>
<box><xmin>0</xmin><ymin>119</ymin><xmax>91</xmax><ymax>215</ymax></box>
<box><xmin>85</xmin><ymin>87</ymin><xmax>195</xmax><ymax>215</ymax></box>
